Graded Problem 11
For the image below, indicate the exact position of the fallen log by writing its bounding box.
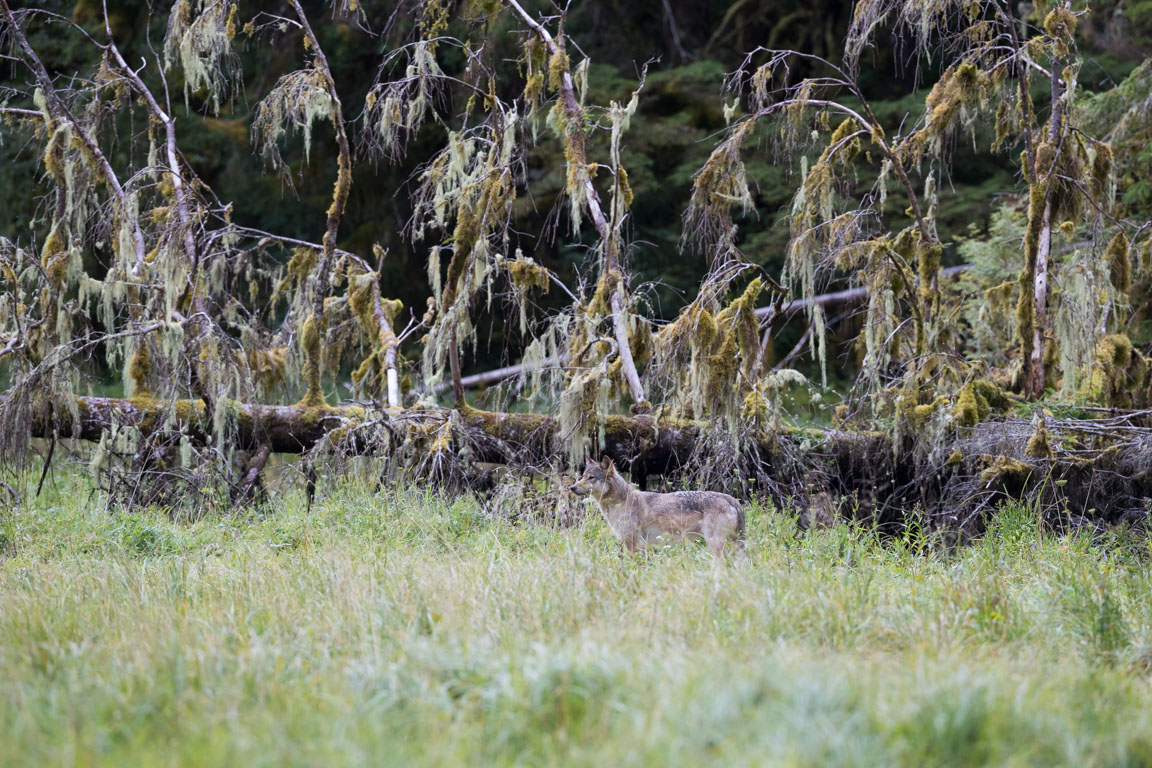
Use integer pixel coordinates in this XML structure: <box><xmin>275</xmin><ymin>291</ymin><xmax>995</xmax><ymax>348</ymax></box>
<box><xmin>28</xmin><ymin>396</ymin><xmax>756</xmax><ymax>474</ymax></box>
<box><xmin>26</xmin><ymin>395</ymin><xmax>887</xmax><ymax>485</ymax></box>
<box><xmin>18</xmin><ymin>395</ymin><xmax>1152</xmax><ymax>534</ymax></box>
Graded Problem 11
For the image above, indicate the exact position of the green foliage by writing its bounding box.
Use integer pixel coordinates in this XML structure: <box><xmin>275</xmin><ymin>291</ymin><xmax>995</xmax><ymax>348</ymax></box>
<box><xmin>112</xmin><ymin>511</ymin><xmax>178</xmax><ymax>556</ymax></box>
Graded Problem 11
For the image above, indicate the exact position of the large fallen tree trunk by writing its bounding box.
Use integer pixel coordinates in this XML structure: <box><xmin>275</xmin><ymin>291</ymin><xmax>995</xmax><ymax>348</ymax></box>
<box><xmin>23</xmin><ymin>395</ymin><xmax>887</xmax><ymax>488</ymax></box>
<box><xmin>27</xmin><ymin>395</ymin><xmax>805</xmax><ymax>473</ymax></box>
<box><xmin>19</xmin><ymin>395</ymin><xmax>1152</xmax><ymax>534</ymax></box>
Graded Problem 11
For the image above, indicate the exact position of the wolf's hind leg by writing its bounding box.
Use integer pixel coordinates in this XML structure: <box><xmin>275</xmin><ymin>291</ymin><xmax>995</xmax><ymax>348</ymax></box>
<box><xmin>706</xmin><ymin>536</ymin><xmax>727</xmax><ymax>559</ymax></box>
<box><xmin>702</xmin><ymin>515</ymin><xmax>738</xmax><ymax>559</ymax></box>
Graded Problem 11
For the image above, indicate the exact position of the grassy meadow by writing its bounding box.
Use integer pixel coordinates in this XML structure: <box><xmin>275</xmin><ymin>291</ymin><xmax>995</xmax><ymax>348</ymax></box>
<box><xmin>2</xmin><ymin>472</ymin><xmax>1152</xmax><ymax>767</ymax></box>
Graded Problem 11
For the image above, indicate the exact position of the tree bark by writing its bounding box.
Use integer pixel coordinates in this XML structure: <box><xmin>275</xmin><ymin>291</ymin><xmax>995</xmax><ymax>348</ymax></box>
<box><xmin>1028</xmin><ymin>52</ymin><xmax>1065</xmax><ymax>398</ymax></box>
<box><xmin>289</xmin><ymin>0</ymin><xmax>353</xmax><ymax>406</ymax></box>
<box><xmin>1030</xmin><ymin>198</ymin><xmax>1053</xmax><ymax>398</ymax></box>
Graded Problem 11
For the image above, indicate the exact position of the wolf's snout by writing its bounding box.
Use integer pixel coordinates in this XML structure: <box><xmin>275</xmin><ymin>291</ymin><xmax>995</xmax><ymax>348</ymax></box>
<box><xmin>569</xmin><ymin>484</ymin><xmax>588</xmax><ymax>495</ymax></box>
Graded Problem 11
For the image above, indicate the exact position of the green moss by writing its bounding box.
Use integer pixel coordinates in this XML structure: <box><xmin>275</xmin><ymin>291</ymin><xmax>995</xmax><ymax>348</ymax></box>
<box><xmin>129</xmin><ymin>343</ymin><xmax>152</xmax><ymax>398</ymax></box>
<box><xmin>506</xmin><ymin>258</ymin><xmax>551</xmax><ymax>293</ymax></box>
<box><xmin>910</xmin><ymin>399</ymin><xmax>942</xmax><ymax>427</ymax></box>
<box><xmin>547</xmin><ymin>44</ymin><xmax>570</xmax><ymax>93</ymax></box>
<box><xmin>1107</xmin><ymin>231</ymin><xmax>1131</xmax><ymax>293</ymax></box>
<box><xmin>120</xmin><ymin>397</ymin><xmax>207</xmax><ymax>435</ymax></box>
<box><xmin>298</xmin><ymin>314</ymin><xmax>325</xmax><ymax>407</ymax></box>
<box><xmin>1105</xmin><ymin>333</ymin><xmax>1132</xmax><ymax>367</ymax></box>
<box><xmin>1044</xmin><ymin>7</ymin><xmax>1077</xmax><ymax>38</ymax></box>
<box><xmin>350</xmin><ymin>354</ymin><xmax>377</xmax><ymax>387</ymax></box>
<box><xmin>974</xmin><ymin>379</ymin><xmax>1008</xmax><ymax>409</ymax></box>
<box><xmin>40</xmin><ymin>227</ymin><xmax>68</xmax><ymax>290</ymax></box>
<box><xmin>953</xmin><ymin>378</ymin><xmax>1007</xmax><ymax>428</ymax></box>
<box><xmin>348</xmin><ymin>277</ymin><xmax>375</xmax><ymax>325</ymax></box>
<box><xmin>953</xmin><ymin>383</ymin><xmax>981</xmax><ymax>427</ymax></box>
<box><xmin>715</xmin><ymin>277</ymin><xmax>763</xmax><ymax>367</ymax></box>
<box><xmin>459</xmin><ymin>405</ymin><xmax>551</xmax><ymax>447</ymax></box>
<box><xmin>1024</xmin><ymin>415</ymin><xmax>1055</xmax><ymax>459</ymax></box>
<box><xmin>919</xmin><ymin>244</ymin><xmax>941</xmax><ymax>300</ymax></box>
<box><xmin>381</xmin><ymin>298</ymin><xmax>403</xmax><ymax>328</ymax></box>
<box><xmin>741</xmin><ymin>389</ymin><xmax>770</xmax><ymax>423</ymax></box>
<box><xmin>618</xmin><ymin>166</ymin><xmax>634</xmax><ymax>208</ymax></box>
<box><xmin>979</xmin><ymin>455</ymin><xmax>1032</xmax><ymax>488</ymax></box>
<box><xmin>705</xmin><ymin>333</ymin><xmax>739</xmax><ymax>405</ymax></box>
<box><xmin>1035</xmin><ymin>142</ymin><xmax>1056</xmax><ymax>174</ymax></box>
<box><xmin>993</xmin><ymin>99</ymin><xmax>1016</xmax><ymax>150</ymax></box>
<box><xmin>248</xmin><ymin>346</ymin><xmax>287</xmax><ymax>390</ymax></box>
<box><xmin>695</xmin><ymin>309</ymin><xmax>718</xmax><ymax>349</ymax></box>
<box><xmin>822</xmin><ymin>118</ymin><xmax>862</xmax><ymax>166</ymax></box>
<box><xmin>1078</xmin><ymin>334</ymin><xmax>1145</xmax><ymax>406</ymax></box>
<box><xmin>524</xmin><ymin>72</ymin><xmax>545</xmax><ymax>104</ymax></box>
<box><xmin>587</xmin><ymin>270</ymin><xmax>621</xmax><ymax>317</ymax></box>
<box><xmin>286</xmin><ymin>248</ymin><xmax>318</xmax><ymax>282</ymax></box>
<box><xmin>629</xmin><ymin>320</ymin><xmax>652</xmax><ymax>370</ymax></box>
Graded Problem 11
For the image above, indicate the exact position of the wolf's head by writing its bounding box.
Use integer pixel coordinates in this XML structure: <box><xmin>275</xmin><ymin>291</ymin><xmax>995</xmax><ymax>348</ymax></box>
<box><xmin>569</xmin><ymin>456</ymin><xmax>616</xmax><ymax>499</ymax></box>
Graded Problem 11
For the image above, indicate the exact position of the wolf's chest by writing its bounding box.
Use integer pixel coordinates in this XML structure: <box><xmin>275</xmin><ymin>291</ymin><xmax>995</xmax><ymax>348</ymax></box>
<box><xmin>595</xmin><ymin>500</ymin><xmax>635</xmax><ymax>539</ymax></box>
<box><xmin>596</xmin><ymin>498</ymin><xmax>701</xmax><ymax>544</ymax></box>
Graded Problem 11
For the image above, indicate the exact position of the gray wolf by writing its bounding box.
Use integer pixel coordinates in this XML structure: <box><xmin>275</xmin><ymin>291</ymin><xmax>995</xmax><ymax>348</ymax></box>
<box><xmin>570</xmin><ymin>457</ymin><xmax>745</xmax><ymax>557</ymax></box>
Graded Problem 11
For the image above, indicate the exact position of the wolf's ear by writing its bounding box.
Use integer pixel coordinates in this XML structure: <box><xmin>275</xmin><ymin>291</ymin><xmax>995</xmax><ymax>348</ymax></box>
<box><xmin>586</xmin><ymin>456</ymin><xmax>597</xmax><ymax>468</ymax></box>
<box><xmin>600</xmin><ymin>456</ymin><xmax>613</xmax><ymax>471</ymax></box>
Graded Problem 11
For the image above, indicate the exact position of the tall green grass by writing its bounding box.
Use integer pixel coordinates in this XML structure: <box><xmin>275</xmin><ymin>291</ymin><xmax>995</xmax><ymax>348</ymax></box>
<box><xmin>2</xmin><ymin>474</ymin><xmax>1152</xmax><ymax>766</ymax></box>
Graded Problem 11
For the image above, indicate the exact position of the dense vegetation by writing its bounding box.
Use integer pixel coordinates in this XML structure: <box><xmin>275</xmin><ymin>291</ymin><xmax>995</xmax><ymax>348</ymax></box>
<box><xmin>2</xmin><ymin>1</ymin><xmax>1150</xmax><ymax>526</ymax></box>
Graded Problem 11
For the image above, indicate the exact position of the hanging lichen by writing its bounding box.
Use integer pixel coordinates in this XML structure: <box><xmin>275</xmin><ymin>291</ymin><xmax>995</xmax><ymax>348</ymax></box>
<box><xmin>900</xmin><ymin>59</ymin><xmax>990</xmax><ymax>164</ymax></box>
<box><xmin>648</xmin><ymin>277</ymin><xmax>766</xmax><ymax>433</ymax></box>
<box><xmin>683</xmin><ymin>119</ymin><xmax>755</xmax><ymax>252</ymax></box>
<box><xmin>363</xmin><ymin>42</ymin><xmax>445</xmax><ymax>160</ymax></box>
<box><xmin>163</xmin><ymin>0</ymin><xmax>241</xmax><ymax>113</ymax></box>
<box><xmin>251</xmin><ymin>69</ymin><xmax>334</xmax><ymax>175</ymax></box>
<box><xmin>413</xmin><ymin>109</ymin><xmax>519</xmax><ymax>391</ymax></box>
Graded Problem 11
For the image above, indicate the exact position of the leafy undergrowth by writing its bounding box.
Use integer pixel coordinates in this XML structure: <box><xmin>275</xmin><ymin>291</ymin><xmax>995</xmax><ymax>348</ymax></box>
<box><xmin>2</xmin><ymin>475</ymin><xmax>1152</xmax><ymax>767</ymax></box>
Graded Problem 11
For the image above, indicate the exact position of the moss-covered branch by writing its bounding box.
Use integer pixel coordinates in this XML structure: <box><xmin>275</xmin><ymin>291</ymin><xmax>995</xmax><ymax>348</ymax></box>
<box><xmin>505</xmin><ymin>0</ymin><xmax>648</xmax><ymax>410</ymax></box>
<box><xmin>0</xmin><ymin>0</ymin><xmax>147</xmax><ymax>273</ymax></box>
<box><xmin>287</xmin><ymin>0</ymin><xmax>353</xmax><ymax>407</ymax></box>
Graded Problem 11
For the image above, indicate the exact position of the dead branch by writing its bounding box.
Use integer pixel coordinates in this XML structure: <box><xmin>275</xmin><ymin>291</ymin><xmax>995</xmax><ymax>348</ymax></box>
<box><xmin>505</xmin><ymin>0</ymin><xmax>648</xmax><ymax>409</ymax></box>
